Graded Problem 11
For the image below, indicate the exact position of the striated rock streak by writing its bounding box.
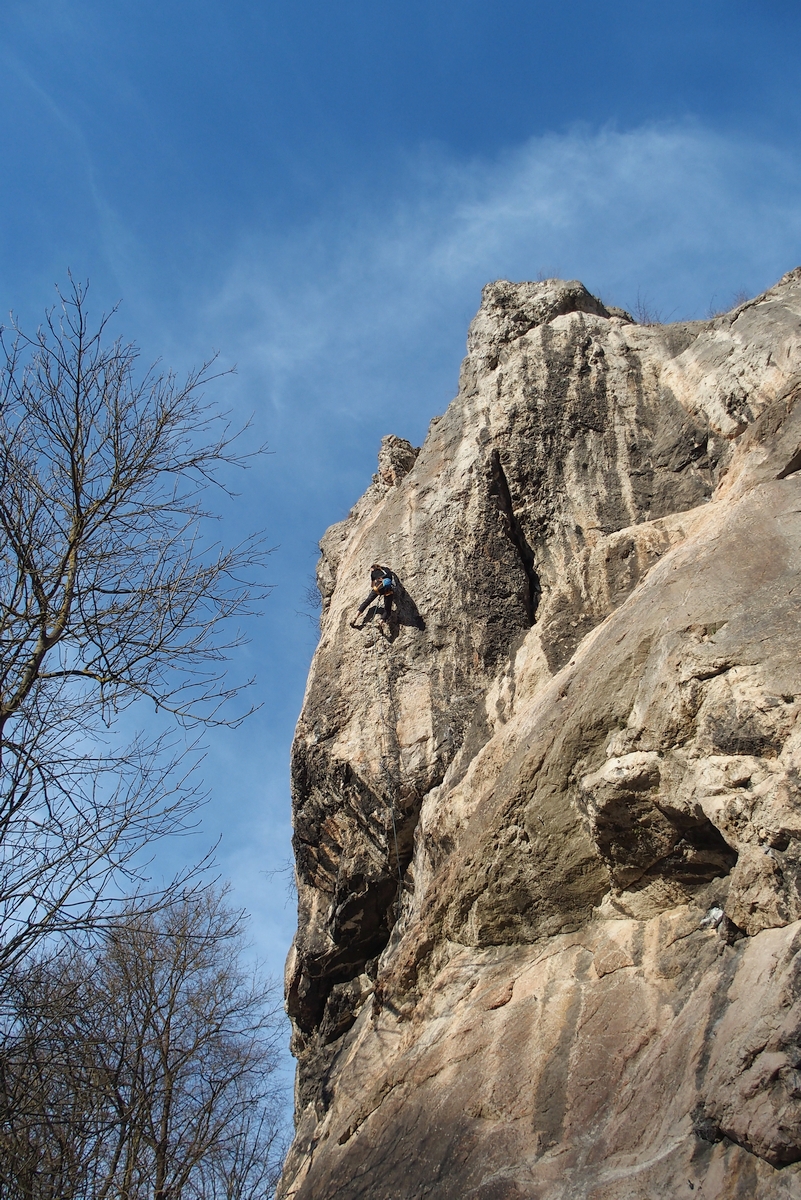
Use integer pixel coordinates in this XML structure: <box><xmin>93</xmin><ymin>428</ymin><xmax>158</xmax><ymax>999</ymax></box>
<box><xmin>280</xmin><ymin>271</ymin><xmax>801</xmax><ymax>1199</ymax></box>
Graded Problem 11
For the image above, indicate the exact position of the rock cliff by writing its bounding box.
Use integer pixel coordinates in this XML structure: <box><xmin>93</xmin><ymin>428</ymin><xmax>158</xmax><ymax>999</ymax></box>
<box><xmin>279</xmin><ymin>271</ymin><xmax>801</xmax><ymax>1199</ymax></box>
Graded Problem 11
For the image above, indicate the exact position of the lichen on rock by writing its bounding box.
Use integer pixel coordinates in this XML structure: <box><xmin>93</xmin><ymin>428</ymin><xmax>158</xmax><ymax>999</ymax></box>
<box><xmin>279</xmin><ymin>271</ymin><xmax>801</xmax><ymax>1199</ymax></box>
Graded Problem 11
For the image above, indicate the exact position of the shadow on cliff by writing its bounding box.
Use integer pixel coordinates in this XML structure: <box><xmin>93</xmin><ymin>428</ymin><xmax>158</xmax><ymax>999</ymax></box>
<box><xmin>358</xmin><ymin>575</ymin><xmax>425</xmax><ymax>643</ymax></box>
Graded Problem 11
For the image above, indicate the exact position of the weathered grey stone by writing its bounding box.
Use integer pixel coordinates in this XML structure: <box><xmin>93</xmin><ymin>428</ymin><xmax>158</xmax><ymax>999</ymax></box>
<box><xmin>280</xmin><ymin>269</ymin><xmax>801</xmax><ymax>1198</ymax></box>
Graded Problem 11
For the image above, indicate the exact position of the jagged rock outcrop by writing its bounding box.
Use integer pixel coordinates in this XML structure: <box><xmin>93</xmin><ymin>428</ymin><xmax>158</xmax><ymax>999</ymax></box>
<box><xmin>280</xmin><ymin>271</ymin><xmax>801</xmax><ymax>1198</ymax></box>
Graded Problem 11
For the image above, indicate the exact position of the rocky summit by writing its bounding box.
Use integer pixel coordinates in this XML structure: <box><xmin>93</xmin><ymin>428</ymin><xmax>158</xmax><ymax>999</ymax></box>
<box><xmin>278</xmin><ymin>270</ymin><xmax>801</xmax><ymax>1199</ymax></box>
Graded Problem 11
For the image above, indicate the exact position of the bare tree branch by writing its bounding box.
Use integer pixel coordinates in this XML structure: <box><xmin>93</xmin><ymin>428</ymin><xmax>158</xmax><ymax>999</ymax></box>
<box><xmin>0</xmin><ymin>279</ymin><xmax>272</xmax><ymax>967</ymax></box>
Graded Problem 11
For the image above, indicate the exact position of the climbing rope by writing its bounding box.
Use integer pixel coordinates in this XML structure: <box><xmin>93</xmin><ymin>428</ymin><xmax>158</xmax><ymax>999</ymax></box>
<box><xmin>368</xmin><ymin>619</ymin><xmax>404</xmax><ymax>889</ymax></box>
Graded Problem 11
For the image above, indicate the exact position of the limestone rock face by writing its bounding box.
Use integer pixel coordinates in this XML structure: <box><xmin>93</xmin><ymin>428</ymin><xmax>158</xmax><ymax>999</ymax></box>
<box><xmin>280</xmin><ymin>271</ymin><xmax>801</xmax><ymax>1198</ymax></box>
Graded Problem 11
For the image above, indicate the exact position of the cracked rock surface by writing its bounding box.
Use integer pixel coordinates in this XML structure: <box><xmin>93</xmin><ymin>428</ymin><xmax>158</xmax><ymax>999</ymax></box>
<box><xmin>279</xmin><ymin>270</ymin><xmax>801</xmax><ymax>1199</ymax></box>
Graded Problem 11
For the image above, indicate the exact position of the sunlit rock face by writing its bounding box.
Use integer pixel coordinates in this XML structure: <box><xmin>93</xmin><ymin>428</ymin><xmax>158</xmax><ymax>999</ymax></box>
<box><xmin>279</xmin><ymin>269</ymin><xmax>801</xmax><ymax>1199</ymax></box>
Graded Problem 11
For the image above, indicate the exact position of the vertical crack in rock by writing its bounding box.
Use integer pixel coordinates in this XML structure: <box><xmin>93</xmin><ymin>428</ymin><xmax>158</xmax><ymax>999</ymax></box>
<box><xmin>488</xmin><ymin>447</ymin><xmax>541</xmax><ymax>624</ymax></box>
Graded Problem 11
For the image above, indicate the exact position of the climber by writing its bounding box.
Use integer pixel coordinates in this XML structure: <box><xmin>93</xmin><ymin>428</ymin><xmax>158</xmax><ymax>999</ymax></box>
<box><xmin>351</xmin><ymin>564</ymin><xmax>395</xmax><ymax>628</ymax></box>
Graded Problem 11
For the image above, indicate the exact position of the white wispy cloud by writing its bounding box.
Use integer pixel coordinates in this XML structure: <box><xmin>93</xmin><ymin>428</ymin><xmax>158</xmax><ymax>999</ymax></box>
<box><xmin>203</xmin><ymin>121</ymin><xmax>801</xmax><ymax>449</ymax></box>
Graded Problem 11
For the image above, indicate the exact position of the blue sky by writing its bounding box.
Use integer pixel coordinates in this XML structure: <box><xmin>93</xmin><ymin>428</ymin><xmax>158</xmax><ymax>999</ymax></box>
<box><xmin>2</xmin><ymin>0</ymin><xmax>801</xmax><ymax>1089</ymax></box>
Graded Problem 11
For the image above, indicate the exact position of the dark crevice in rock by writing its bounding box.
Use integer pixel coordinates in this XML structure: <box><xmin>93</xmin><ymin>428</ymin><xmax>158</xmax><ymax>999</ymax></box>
<box><xmin>488</xmin><ymin>448</ymin><xmax>541</xmax><ymax>624</ymax></box>
<box><xmin>288</xmin><ymin>748</ymin><xmax>419</xmax><ymax>1041</ymax></box>
<box><xmin>645</xmin><ymin>820</ymin><xmax>739</xmax><ymax>885</ymax></box>
<box><xmin>289</xmin><ymin>844</ymin><xmax>411</xmax><ymax>1041</ymax></box>
<box><xmin>692</xmin><ymin>1104</ymin><xmax>724</xmax><ymax>1145</ymax></box>
<box><xmin>777</xmin><ymin>446</ymin><xmax>801</xmax><ymax>479</ymax></box>
<box><xmin>289</xmin><ymin>713</ymin><xmax>430</xmax><ymax>1083</ymax></box>
<box><xmin>589</xmin><ymin>796</ymin><xmax>739</xmax><ymax>891</ymax></box>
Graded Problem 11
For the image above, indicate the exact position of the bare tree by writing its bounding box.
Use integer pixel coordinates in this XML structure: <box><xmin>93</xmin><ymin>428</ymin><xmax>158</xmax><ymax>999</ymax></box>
<box><xmin>0</xmin><ymin>952</ymin><xmax>111</xmax><ymax>1199</ymax></box>
<box><xmin>632</xmin><ymin>290</ymin><xmax>664</xmax><ymax>325</ymax></box>
<box><xmin>0</xmin><ymin>888</ymin><xmax>286</xmax><ymax>1199</ymax></box>
<box><xmin>0</xmin><ymin>281</ymin><xmax>270</xmax><ymax>966</ymax></box>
